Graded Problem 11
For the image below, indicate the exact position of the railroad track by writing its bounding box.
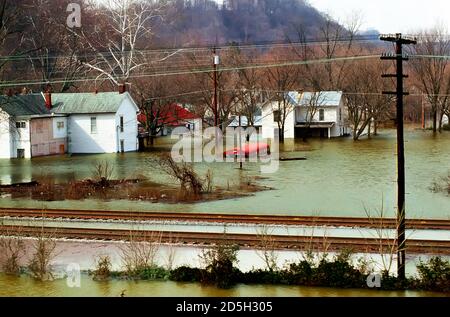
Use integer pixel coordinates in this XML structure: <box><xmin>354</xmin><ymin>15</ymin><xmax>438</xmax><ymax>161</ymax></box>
<box><xmin>1</xmin><ymin>225</ymin><xmax>449</xmax><ymax>255</ymax></box>
<box><xmin>0</xmin><ymin>207</ymin><xmax>449</xmax><ymax>230</ymax></box>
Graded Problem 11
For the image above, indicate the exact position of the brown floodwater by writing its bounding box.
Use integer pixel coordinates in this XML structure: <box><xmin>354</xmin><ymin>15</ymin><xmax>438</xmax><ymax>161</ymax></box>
<box><xmin>0</xmin><ymin>128</ymin><xmax>449</xmax><ymax>219</ymax></box>
<box><xmin>0</xmin><ymin>274</ymin><xmax>448</xmax><ymax>297</ymax></box>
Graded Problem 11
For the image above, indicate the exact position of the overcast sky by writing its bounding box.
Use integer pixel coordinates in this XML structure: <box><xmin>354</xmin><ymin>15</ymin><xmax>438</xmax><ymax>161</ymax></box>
<box><xmin>308</xmin><ymin>0</ymin><xmax>450</xmax><ymax>33</ymax></box>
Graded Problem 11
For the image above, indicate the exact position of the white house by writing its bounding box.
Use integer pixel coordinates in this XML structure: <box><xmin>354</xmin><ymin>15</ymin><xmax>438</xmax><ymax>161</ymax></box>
<box><xmin>50</xmin><ymin>92</ymin><xmax>139</xmax><ymax>154</ymax></box>
<box><xmin>262</xmin><ymin>91</ymin><xmax>349</xmax><ymax>140</ymax></box>
<box><xmin>0</xmin><ymin>94</ymin><xmax>65</xmax><ymax>159</ymax></box>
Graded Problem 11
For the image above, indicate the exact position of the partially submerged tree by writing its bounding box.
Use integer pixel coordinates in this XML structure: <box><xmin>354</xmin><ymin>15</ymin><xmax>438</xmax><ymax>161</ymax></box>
<box><xmin>409</xmin><ymin>27</ymin><xmax>450</xmax><ymax>133</ymax></box>
<box><xmin>344</xmin><ymin>59</ymin><xmax>394</xmax><ymax>140</ymax></box>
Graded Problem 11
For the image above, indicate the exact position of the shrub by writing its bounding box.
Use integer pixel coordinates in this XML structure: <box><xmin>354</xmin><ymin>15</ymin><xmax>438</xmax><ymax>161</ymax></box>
<box><xmin>28</xmin><ymin>232</ymin><xmax>56</xmax><ymax>281</ymax></box>
<box><xmin>416</xmin><ymin>257</ymin><xmax>450</xmax><ymax>292</ymax></box>
<box><xmin>0</xmin><ymin>235</ymin><xmax>25</xmax><ymax>275</ymax></box>
<box><xmin>170</xmin><ymin>266</ymin><xmax>203</xmax><ymax>282</ymax></box>
<box><xmin>137</xmin><ymin>266</ymin><xmax>170</xmax><ymax>280</ymax></box>
<box><xmin>199</xmin><ymin>243</ymin><xmax>240</xmax><ymax>289</ymax></box>
<box><xmin>238</xmin><ymin>269</ymin><xmax>284</xmax><ymax>285</ymax></box>
<box><xmin>313</xmin><ymin>258</ymin><xmax>365</xmax><ymax>288</ymax></box>
<box><xmin>92</xmin><ymin>255</ymin><xmax>112</xmax><ymax>281</ymax></box>
<box><xmin>287</xmin><ymin>261</ymin><xmax>313</xmax><ymax>285</ymax></box>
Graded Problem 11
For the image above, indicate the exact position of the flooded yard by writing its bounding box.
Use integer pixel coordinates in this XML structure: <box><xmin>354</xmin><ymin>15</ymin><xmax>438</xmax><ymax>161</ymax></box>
<box><xmin>0</xmin><ymin>128</ymin><xmax>450</xmax><ymax>220</ymax></box>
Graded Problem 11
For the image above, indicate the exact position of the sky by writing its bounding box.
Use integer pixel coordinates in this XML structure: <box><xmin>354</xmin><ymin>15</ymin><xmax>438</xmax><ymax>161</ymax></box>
<box><xmin>307</xmin><ymin>0</ymin><xmax>450</xmax><ymax>33</ymax></box>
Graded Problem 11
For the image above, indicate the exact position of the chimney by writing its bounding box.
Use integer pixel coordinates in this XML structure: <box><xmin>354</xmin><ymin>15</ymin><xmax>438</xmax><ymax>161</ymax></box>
<box><xmin>118</xmin><ymin>83</ymin><xmax>127</xmax><ymax>94</ymax></box>
<box><xmin>44</xmin><ymin>85</ymin><xmax>52</xmax><ymax>110</ymax></box>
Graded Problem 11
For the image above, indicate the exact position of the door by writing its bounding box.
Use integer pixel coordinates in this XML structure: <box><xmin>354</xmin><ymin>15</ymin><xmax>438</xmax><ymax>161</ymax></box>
<box><xmin>120</xmin><ymin>140</ymin><xmax>125</xmax><ymax>153</ymax></box>
<box><xmin>59</xmin><ymin>144</ymin><xmax>65</xmax><ymax>155</ymax></box>
<box><xmin>17</xmin><ymin>149</ymin><xmax>25</xmax><ymax>159</ymax></box>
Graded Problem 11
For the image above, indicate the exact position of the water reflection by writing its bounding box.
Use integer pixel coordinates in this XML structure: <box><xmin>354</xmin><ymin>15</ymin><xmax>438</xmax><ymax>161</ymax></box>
<box><xmin>0</xmin><ymin>274</ymin><xmax>447</xmax><ymax>297</ymax></box>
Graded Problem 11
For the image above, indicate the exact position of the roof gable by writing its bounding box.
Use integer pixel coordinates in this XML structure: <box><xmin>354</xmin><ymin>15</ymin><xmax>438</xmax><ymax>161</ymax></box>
<box><xmin>51</xmin><ymin>92</ymin><xmax>137</xmax><ymax>114</ymax></box>
<box><xmin>0</xmin><ymin>94</ymin><xmax>50</xmax><ymax>117</ymax></box>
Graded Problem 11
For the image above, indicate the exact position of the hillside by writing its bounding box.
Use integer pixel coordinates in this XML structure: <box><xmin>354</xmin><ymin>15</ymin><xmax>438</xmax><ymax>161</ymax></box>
<box><xmin>155</xmin><ymin>0</ymin><xmax>342</xmax><ymax>46</ymax></box>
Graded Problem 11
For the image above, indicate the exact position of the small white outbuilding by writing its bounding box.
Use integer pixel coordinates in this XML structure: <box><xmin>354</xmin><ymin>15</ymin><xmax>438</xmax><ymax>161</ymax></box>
<box><xmin>51</xmin><ymin>92</ymin><xmax>139</xmax><ymax>154</ymax></box>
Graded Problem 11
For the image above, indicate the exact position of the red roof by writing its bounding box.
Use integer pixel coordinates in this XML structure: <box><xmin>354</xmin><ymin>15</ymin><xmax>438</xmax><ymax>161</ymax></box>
<box><xmin>138</xmin><ymin>103</ymin><xmax>199</xmax><ymax>127</ymax></box>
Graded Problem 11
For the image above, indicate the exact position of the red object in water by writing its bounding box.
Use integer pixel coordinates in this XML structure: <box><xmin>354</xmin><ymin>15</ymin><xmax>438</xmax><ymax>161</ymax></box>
<box><xmin>223</xmin><ymin>142</ymin><xmax>271</xmax><ymax>158</ymax></box>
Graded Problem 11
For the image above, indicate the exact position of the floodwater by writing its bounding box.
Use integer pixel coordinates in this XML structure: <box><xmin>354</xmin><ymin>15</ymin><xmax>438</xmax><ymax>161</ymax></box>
<box><xmin>0</xmin><ymin>129</ymin><xmax>450</xmax><ymax>219</ymax></box>
<box><xmin>0</xmin><ymin>274</ymin><xmax>447</xmax><ymax>297</ymax></box>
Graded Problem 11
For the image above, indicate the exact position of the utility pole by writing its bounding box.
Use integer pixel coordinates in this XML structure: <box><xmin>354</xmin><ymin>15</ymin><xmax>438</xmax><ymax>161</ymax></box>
<box><xmin>380</xmin><ymin>33</ymin><xmax>416</xmax><ymax>281</ymax></box>
<box><xmin>213</xmin><ymin>47</ymin><xmax>219</xmax><ymax>128</ymax></box>
<box><xmin>421</xmin><ymin>94</ymin><xmax>425</xmax><ymax>129</ymax></box>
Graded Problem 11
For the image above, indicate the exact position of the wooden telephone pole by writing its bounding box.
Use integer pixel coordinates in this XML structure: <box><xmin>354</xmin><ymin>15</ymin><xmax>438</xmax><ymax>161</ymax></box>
<box><xmin>380</xmin><ymin>33</ymin><xmax>416</xmax><ymax>281</ymax></box>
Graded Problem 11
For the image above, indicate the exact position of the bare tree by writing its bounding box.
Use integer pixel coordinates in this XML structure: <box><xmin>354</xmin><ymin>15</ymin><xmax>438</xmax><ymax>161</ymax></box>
<box><xmin>263</xmin><ymin>48</ymin><xmax>299</xmax><ymax>143</ymax></box>
<box><xmin>409</xmin><ymin>27</ymin><xmax>450</xmax><ymax>133</ymax></box>
<box><xmin>256</xmin><ymin>225</ymin><xmax>278</xmax><ymax>271</ymax></box>
<box><xmin>344</xmin><ymin>59</ymin><xmax>394</xmax><ymax>140</ymax></box>
<box><xmin>74</xmin><ymin>0</ymin><xmax>174</xmax><ymax>88</ymax></box>
<box><xmin>0</xmin><ymin>228</ymin><xmax>25</xmax><ymax>275</ymax></box>
<box><xmin>120</xmin><ymin>230</ymin><xmax>162</xmax><ymax>276</ymax></box>
<box><xmin>28</xmin><ymin>227</ymin><xmax>57</xmax><ymax>281</ymax></box>
<box><xmin>230</xmin><ymin>47</ymin><xmax>263</xmax><ymax>128</ymax></box>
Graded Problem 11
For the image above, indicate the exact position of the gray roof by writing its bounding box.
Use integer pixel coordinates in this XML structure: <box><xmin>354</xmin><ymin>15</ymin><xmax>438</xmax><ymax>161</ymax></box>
<box><xmin>229</xmin><ymin>115</ymin><xmax>262</xmax><ymax>127</ymax></box>
<box><xmin>299</xmin><ymin>91</ymin><xmax>343</xmax><ymax>107</ymax></box>
<box><xmin>0</xmin><ymin>94</ymin><xmax>50</xmax><ymax>117</ymax></box>
<box><xmin>51</xmin><ymin>92</ymin><xmax>133</xmax><ymax>114</ymax></box>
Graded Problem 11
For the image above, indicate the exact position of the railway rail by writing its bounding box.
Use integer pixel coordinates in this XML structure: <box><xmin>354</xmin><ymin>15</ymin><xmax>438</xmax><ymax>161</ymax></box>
<box><xmin>1</xmin><ymin>225</ymin><xmax>449</xmax><ymax>254</ymax></box>
<box><xmin>0</xmin><ymin>207</ymin><xmax>449</xmax><ymax>230</ymax></box>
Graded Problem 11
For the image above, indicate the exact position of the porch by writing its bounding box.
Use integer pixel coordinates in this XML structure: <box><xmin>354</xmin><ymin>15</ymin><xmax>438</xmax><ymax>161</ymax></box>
<box><xmin>294</xmin><ymin>122</ymin><xmax>335</xmax><ymax>139</ymax></box>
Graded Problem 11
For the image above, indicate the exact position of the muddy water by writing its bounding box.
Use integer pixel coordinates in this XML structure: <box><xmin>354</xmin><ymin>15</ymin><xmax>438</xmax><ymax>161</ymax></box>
<box><xmin>0</xmin><ymin>274</ymin><xmax>447</xmax><ymax>297</ymax></box>
<box><xmin>0</xmin><ymin>129</ymin><xmax>450</xmax><ymax>219</ymax></box>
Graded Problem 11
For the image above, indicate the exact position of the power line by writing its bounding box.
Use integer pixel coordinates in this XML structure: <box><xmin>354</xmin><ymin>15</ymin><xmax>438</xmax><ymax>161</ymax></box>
<box><xmin>0</xmin><ymin>54</ymin><xmax>380</xmax><ymax>88</ymax></box>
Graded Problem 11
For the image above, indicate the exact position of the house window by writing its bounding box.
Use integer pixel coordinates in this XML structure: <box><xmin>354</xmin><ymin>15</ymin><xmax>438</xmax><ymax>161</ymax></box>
<box><xmin>120</xmin><ymin>116</ymin><xmax>124</xmax><ymax>133</ymax></box>
<box><xmin>339</xmin><ymin>109</ymin><xmax>342</xmax><ymax>121</ymax></box>
<box><xmin>273</xmin><ymin>110</ymin><xmax>281</xmax><ymax>123</ymax></box>
<box><xmin>57</xmin><ymin>121</ymin><xmax>65</xmax><ymax>130</ymax></box>
<box><xmin>90</xmin><ymin>117</ymin><xmax>97</xmax><ymax>134</ymax></box>
<box><xmin>319</xmin><ymin>109</ymin><xmax>325</xmax><ymax>121</ymax></box>
<box><xmin>16</xmin><ymin>121</ymin><xmax>26</xmax><ymax>129</ymax></box>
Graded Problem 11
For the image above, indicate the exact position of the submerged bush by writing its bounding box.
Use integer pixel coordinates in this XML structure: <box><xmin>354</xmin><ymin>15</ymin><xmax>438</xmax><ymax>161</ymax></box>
<box><xmin>416</xmin><ymin>257</ymin><xmax>450</xmax><ymax>292</ymax></box>
<box><xmin>199</xmin><ymin>243</ymin><xmax>240</xmax><ymax>289</ymax></box>
<box><xmin>92</xmin><ymin>255</ymin><xmax>112</xmax><ymax>281</ymax></box>
<box><xmin>137</xmin><ymin>266</ymin><xmax>170</xmax><ymax>280</ymax></box>
<box><xmin>170</xmin><ymin>266</ymin><xmax>203</xmax><ymax>283</ymax></box>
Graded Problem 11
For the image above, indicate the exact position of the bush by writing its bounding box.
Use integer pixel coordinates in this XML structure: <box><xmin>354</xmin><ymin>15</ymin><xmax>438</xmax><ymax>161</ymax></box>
<box><xmin>28</xmin><ymin>232</ymin><xmax>56</xmax><ymax>281</ymax></box>
<box><xmin>137</xmin><ymin>266</ymin><xmax>170</xmax><ymax>280</ymax></box>
<box><xmin>92</xmin><ymin>255</ymin><xmax>112</xmax><ymax>281</ymax></box>
<box><xmin>238</xmin><ymin>269</ymin><xmax>284</xmax><ymax>285</ymax></box>
<box><xmin>313</xmin><ymin>258</ymin><xmax>365</xmax><ymax>288</ymax></box>
<box><xmin>170</xmin><ymin>266</ymin><xmax>203</xmax><ymax>283</ymax></box>
<box><xmin>199</xmin><ymin>243</ymin><xmax>240</xmax><ymax>289</ymax></box>
<box><xmin>416</xmin><ymin>257</ymin><xmax>450</xmax><ymax>292</ymax></box>
<box><xmin>443</xmin><ymin>124</ymin><xmax>450</xmax><ymax>131</ymax></box>
<box><xmin>0</xmin><ymin>236</ymin><xmax>25</xmax><ymax>275</ymax></box>
<box><xmin>286</xmin><ymin>261</ymin><xmax>313</xmax><ymax>285</ymax></box>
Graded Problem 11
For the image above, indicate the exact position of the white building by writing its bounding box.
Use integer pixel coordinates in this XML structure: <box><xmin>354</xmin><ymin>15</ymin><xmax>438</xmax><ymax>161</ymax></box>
<box><xmin>0</xmin><ymin>94</ymin><xmax>61</xmax><ymax>159</ymax></box>
<box><xmin>0</xmin><ymin>92</ymin><xmax>139</xmax><ymax>159</ymax></box>
<box><xmin>51</xmin><ymin>92</ymin><xmax>139</xmax><ymax>154</ymax></box>
<box><xmin>262</xmin><ymin>91</ymin><xmax>349</xmax><ymax>140</ymax></box>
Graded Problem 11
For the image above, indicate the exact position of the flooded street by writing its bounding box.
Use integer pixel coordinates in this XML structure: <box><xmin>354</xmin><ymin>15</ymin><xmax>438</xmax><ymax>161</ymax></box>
<box><xmin>1</xmin><ymin>129</ymin><xmax>450</xmax><ymax>219</ymax></box>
